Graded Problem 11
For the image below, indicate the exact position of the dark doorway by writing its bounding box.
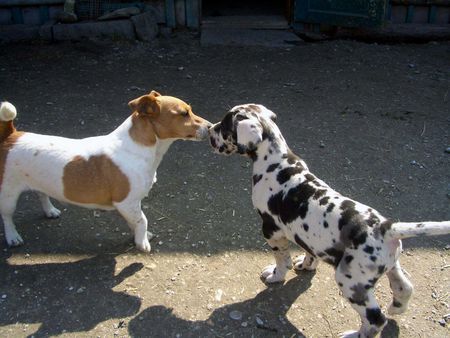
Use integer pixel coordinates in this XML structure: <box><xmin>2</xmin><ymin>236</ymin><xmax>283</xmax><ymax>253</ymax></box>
<box><xmin>202</xmin><ymin>0</ymin><xmax>291</xmax><ymax>22</ymax></box>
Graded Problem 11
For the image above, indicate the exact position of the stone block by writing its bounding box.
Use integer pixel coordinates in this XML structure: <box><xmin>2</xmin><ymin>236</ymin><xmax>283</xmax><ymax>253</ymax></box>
<box><xmin>131</xmin><ymin>11</ymin><xmax>158</xmax><ymax>42</ymax></box>
<box><xmin>0</xmin><ymin>24</ymin><xmax>39</xmax><ymax>42</ymax></box>
<box><xmin>53</xmin><ymin>19</ymin><xmax>136</xmax><ymax>41</ymax></box>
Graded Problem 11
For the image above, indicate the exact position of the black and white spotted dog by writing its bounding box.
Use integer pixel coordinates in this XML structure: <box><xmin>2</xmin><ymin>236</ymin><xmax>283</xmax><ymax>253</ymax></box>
<box><xmin>209</xmin><ymin>104</ymin><xmax>450</xmax><ymax>338</ymax></box>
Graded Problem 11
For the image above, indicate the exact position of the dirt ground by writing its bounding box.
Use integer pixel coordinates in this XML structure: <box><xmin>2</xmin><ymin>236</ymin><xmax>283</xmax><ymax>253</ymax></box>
<box><xmin>0</xmin><ymin>34</ymin><xmax>449</xmax><ymax>338</ymax></box>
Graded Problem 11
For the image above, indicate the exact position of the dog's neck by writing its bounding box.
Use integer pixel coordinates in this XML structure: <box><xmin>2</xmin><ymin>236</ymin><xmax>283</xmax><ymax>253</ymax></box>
<box><xmin>251</xmin><ymin>132</ymin><xmax>290</xmax><ymax>169</ymax></box>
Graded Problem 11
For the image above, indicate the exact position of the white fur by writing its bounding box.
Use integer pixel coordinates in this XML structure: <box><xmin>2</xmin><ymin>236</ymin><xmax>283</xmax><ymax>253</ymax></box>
<box><xmin>0</xmin><ymin>102</ymin><xmax>209</xmax><ymax>251</ymax></box>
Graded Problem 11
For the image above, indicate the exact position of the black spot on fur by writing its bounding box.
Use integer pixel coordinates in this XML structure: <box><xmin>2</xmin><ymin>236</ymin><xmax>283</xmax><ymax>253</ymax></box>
<box><xmin>303</xmin><ymin>223</ymin><xmax>309</xmax><ymax>232</ymax></box>
<box><xmin>266</xmin><ymin>163</ymin><xmax>279</xmax><ymax>172</ymax></box>
<box><xmin>338</xmin><ymin>200</ymin><xmax>359</xmax><ymax>230</ymax></box>
<box><xmin>345</xmin><ymin>255</ymin><xmax>354</xmax><ymax>264</ymax></box>
<box><xmin>349</xmin><ymin>283</ymin><xmax>369</xmax><ymax>306</ymax></box>
<box><xmin>253</xmin><ymin>174</ymin><xmax>263</xmax><ymax>186</ymax></box>
<box><xmin>272</xmin><ymin>246</ymin><xmax>279</xmax><ymax>251</ymax></box>
<box><xmin>319</xmin><ymin>196</ymin><xmax>330</xmax><ymax>206</ymax></box>
<box><xmin>367</xmin><ymin>212</ymin><xmax>380</xmax><ymax>227</ymax></box>
<box><xmin>294</xmin><ymin>234</ymin><xmax>315</xmax><ymax>257</ymax></box>
<box><xmin>313</xmin><ymin>189</ymin><xmax>326</xmax><ymax>200</ymax></box>
<box><xmin>366</xmin><ymin>308</ymin><xmax>386</xmax><ymax>327</ymax></box>
<box><xmin>286</xmin><ymin>149</ymin><xmax>300</xmax><ymax>165</ymax></box>
<box><xmin>326</xmin><ymin>203</ymin><xmax>335</xmax><ymax>213</ymax></box>
<box><xmin>323</xmin><ymin>221</ymin><xmax>329</xmax><ymax>228</ymax></box>
<box><xmin>370</xmin><ymin>256</ymin><xmax>377</xmax><ymax>262</ymax></box>
<box><xmin>277</xmin><ymin>166</ymin><xmax>303</xmax><ymax>184</ymax></box>
<box><xmin>377</xmin><ymin>265</ymin><xmax>386</xmax><ymax>274</ymax></box>
<box><xmin>324</xmin><ymin>247</ymin><xmax>344</xmax><ymax>266</ymax></box>
<box><xmin>363</xmin><ymin>246</ymin><xmax>374</xmax><ymax>254</ymax></box>
<box><xmin>380</xmin><ymin>220</ymin><xmax>393</xmax><ymax>236</ymax></box>
<box><xmin>268</xmin><ymin>182</ymin><xmax>316</xmax><ymax>223</ymax></box>
<box><xmin>304</xmin><ymin>173</ymin><xmax>315</xmax><ymax>181</ymax></box>
<box><xmin>260</xmin><ymin>212</ymin><xmax>280</xmax><ymax>239</ymax></box>
<box><xmin>264</xmin><ymin>155</ymin><xmax>267</xmax><ymax>161</ymax></box>
<box><xmin>393</xmin><ymin>300</ymin><xmax>402</xmax><ymax>308</ymax></box>
<box><xmin>340</xmin><ymin>217</ymin><xmax>368</xmax><ymax>249</ymax></box>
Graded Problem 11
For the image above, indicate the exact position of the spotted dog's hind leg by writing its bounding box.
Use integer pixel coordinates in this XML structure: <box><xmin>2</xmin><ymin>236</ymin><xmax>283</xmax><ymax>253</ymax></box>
<box><xmin>293</xmin><ymin>252</ymin><xmax>319</xmax><ymax>271</ymax></box>
<box><xmin>335</xmin><ymin>255</ymin><xmax>387</xmax><ymax>338</ymax></box>
<box><xmin>387</xmin><ymin>261</ymin><xmax>413</xmax><ymax>315</ymax></box>
<box><xmin>261</xmin><ymin>235</ymin><xmax>292</xmax><ymax>283</ymax></box>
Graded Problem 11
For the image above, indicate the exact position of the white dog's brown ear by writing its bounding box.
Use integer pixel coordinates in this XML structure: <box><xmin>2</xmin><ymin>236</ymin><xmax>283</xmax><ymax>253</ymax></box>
<box><xmin>236</xmin><ymin>119</ymin><xmax>263</xmax><ymax>151</ymax></box>
<box><xmin>128</xmin><ymin>92</ymin><xmax>161</xmax><ymax>116</ymax></box>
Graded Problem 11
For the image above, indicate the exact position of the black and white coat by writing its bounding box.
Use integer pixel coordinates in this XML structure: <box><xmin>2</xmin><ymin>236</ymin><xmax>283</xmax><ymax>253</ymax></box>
<box><xmin>209</xmin><ymin>104</ymin><xmax>450</xmax><ymax>338</ymax></box>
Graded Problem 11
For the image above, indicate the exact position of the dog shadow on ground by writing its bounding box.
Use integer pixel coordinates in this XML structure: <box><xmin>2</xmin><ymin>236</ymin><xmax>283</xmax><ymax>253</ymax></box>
<box><xmin>0</xmin><ymin>251</ymin><xmax>142</xmax><ymax>337</ymax></box>
<box><xmin>129</xmin><ymin>272</ymin><xmax>316</xmax><ymax>338</ymax></box>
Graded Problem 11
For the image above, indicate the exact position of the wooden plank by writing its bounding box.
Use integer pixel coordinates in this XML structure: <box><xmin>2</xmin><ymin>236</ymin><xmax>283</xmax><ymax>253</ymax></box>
<box><xmin>406</xmin><ymin>5</ymin><xmax>415</xmax><ymax>22</ymax></box>
<box><xmin>185</xmin><ymin>0</ymin><xmax>199</xmax><ymax>28</ymax></box>
<box><xmin>165</xmin><ymin>0</ymin><xmax>176</xmax><ymax>27</ymax></box>
<box><xmin>39</xmin><ymin>5</ymin><xmax>49</xmax><ymax>24</ymax></box>
<box><xmin>428</xmin><ymin>5</ymin><xmax>437</xmax><ymax>22</ymax></box>
<box><xmin>391</xmin><ymin>0</ymin><xmax>450</xmax><ymax>5</ymax></box>
<box><xmin>0</xmin><ymin>0</ymin><xmax>64</xmax><ymax>6</ymax></box>
<box><xmin>11</xmin><ymin>7</ymin><xmax>23</xmax><ymax>23</ymax></box>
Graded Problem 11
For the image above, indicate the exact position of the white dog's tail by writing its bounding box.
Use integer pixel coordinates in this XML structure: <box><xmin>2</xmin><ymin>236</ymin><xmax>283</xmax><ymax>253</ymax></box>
<box><xmin>0</xmin><ymin>101</ymin><xmax>18</xmax><ymax>141</ymax></box>
<box><xmin>0</xmin><ymin>102</ymin><xmax>17</xmax><ymax>122</ymax></box>
<box><xmin>386</xmin><ymin>221</ymin><xmax>450</xmax><ymax>240</ymax></box>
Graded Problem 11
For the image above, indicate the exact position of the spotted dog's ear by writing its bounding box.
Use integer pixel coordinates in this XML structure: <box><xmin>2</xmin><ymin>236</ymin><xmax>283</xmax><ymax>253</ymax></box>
<box><xmin>260</xmin><ymin>106</ymin><xmax>277</xmax><ymax>122</ymax></box>
<box><xmin>236</xmin><ymin>118</ymin><xmax>263</xmax><ymax>151</ymax></box>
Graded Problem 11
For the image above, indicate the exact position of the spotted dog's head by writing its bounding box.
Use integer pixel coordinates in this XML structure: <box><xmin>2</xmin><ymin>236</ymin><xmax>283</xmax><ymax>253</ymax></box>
<box><xmin>209</xmin><ymin>104</ymin><xmax>277</xmax><ymax>158</ymax></box>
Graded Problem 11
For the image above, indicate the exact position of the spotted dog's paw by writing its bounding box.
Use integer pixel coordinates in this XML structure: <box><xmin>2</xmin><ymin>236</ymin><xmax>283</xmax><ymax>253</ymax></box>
<box><xmin>339</xmin><ymin>330</ymin><xmax>360</xmax><ymax>338</ymax></box>
<box><xmin>293</xmin><ymin>254</ymin><xmax>318</xmax><ymax>271</ymax></box>
<box><xmin>261</xmin><ymin>264</ymin><xmax>285</xmax><ymax>283</ymax></box>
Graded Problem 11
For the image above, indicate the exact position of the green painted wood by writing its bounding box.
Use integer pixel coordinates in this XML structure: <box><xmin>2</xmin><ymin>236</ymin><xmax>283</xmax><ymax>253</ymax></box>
<box><xmin>11</xmin><ymin>7</ymin><xmax>23</xmax><ymax>24</ymax></box>
<box><xmin>165</xmin><ymin>0</ymin><xmax>176</xmax><ymax>27</ymax></box>
<box><xmin>39</xmin><ymin>5</ymin><xmax>49</xmax><ymax>24</ymax></box>
<box><xmin>428</xmin><ymin>5</ymin><xmax>437</xmax><ymax>22</ymax></box>
<box><xmin>406</xmin><ymin>5</ymin><xmax>415</xmax><ymax>22</ymax></box>
<box><xmin>294</xmin><ymin>0</ymin><xmax>388</xmax><ymax>28</ymax></box>
<box><xmin>185</xmin><ymin>0</ymin><xmax>199</xmax><ymax>28</ymax></box>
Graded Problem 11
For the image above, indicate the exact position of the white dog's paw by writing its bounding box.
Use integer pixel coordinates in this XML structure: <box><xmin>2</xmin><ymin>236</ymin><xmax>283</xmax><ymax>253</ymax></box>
<box><xmin>261</xmin><ymin>264</ymin><xmax>285</xmax><ymax>283</ymax></box>
<box><xmin>293</xmin><ymin>254</ymin><xmax>318</xmax><ymax>271</ymax></box>
<box><xmin>6</xmin><ymin>230</ymin><xmax>24</xmax><ymax>247</ymax></box>
<box><xmin>339</xmin><ymin>330</ymin><xmax>360</xmax><ymax>338</ymax></box>
<box><xmin>136</xmin><ymin>238</ymin><xmax>151</xmax><ymax>253</ymax></box>
<box><xmin>45</xmin><ymin>206</ymin><xmax>61</xmax><ymax>219</ymax></box>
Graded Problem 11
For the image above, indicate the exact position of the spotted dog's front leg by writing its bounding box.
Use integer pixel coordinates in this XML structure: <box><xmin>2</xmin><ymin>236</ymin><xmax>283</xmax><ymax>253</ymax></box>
<box><xmin>261</xmin><ymin>236</ymin><xmax>292</xmax><ymax>283</ymax></box>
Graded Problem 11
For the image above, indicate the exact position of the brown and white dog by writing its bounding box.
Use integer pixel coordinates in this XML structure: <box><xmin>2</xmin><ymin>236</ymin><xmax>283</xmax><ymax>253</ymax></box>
<box><xmin>0</xmin><ymin>91</ymin><xmax>211</xmax><ymax>252</ymax></box>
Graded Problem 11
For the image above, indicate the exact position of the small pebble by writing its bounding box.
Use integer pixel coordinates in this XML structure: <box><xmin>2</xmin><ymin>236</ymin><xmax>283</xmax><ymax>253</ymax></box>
<box><xmin>1</xmin><ymin>294</ymin><xmax>6</xmax><ymax>299</ymax></box>
<box><xmin>229</xmin><ymin>310</ymin><xmax>243</xmax><ymax>321</ymax></box>
<box><xmin>241</xmin><ymin>321</ymin><xmax>248</xmax><ymax>328</ymax></box>
<box><xmin>445</xmin><ymin>147</ymin><xmax>450</xmax><ymax>154</ymax></box>
<box><xmin>255</xmin><ymin>316</ymin><xmax>264</xmax><ymax>326</ymax></box>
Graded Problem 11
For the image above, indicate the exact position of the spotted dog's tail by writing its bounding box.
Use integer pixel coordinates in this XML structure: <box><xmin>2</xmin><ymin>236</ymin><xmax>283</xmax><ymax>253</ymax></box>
<box><xmin>386</xmin><ymin>221</ymin><xmax>450</xmax><ymax>240</ymax></box>
<box><xmin>0</xmin><ymin>101</ymin><xmax>17</xmax><ymax>141</ymax></box>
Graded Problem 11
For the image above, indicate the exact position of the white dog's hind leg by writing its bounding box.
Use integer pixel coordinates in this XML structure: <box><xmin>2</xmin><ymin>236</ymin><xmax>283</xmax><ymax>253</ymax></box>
<box><xmin>0</xmin><ymin>188</ymin><xmax>23</xmax><ymax>246</ymax></box>
<box><xmin>115</xmin><ymin>201</ymin><xmax>151</xmax><ymax>253</ymax></box>
<box><xmin>261</xmin><ymin>236</ymin><xmax>292</xmax><ymax>283</ymax></box>
<box><xmin>37</xmin><ymin>192</ymin><xmax>61</xmax><ymax>218</ymax></box>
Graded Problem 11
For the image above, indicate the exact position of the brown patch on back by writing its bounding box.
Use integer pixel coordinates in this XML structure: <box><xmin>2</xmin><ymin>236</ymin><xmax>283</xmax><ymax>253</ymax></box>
<box><xmin>63</xmin><ymin>154</ymin><xmax>130</xmax><ymax>206</ymax></box>
<box><xmin>129</xmin><ymin>112</ymin><xmax>156</xmax><ymax>146</ymax></box>
<box><xmin>0</xmin><ymin>131</ymin><xmax>25</xmax><ymax>191</ymax></box>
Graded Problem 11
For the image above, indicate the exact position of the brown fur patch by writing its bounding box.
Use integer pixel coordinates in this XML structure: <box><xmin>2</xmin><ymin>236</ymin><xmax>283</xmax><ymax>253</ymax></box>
<box><xmin>129</xmin><ymin>112</ymin><xmax>157</xmax><ymax>146</ymax></box>
<box><xmin>128</xmin><ymin>93</ymin><xmax>210</xmax><ymax>143</ymax></box>
<box><xmin>63</xmin><ymin>154</ymin><xmax>130</xmax><ymax>206</ymax></box>
<box><xmin>0</xmin><ymin>131</ymin><xmax>25</xmax><ymax>191</ymax></box>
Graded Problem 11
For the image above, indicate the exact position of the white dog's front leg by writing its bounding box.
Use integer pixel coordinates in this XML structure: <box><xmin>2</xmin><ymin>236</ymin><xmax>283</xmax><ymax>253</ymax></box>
<box><xmin>115</xmin><ymin>202</ymin><xmax>151</xmax><ymax>252</ymax></box>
